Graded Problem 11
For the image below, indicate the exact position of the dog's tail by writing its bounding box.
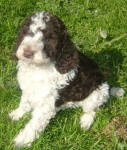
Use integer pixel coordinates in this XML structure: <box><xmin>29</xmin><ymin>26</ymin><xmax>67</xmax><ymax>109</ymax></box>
<box><xmin>110</xmin><ymin>87</ymin><xmax>125</xmax><ymax>97</ymax></box>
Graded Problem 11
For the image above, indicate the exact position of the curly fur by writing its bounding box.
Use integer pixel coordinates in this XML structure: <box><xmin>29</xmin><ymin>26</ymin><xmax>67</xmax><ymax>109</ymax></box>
<box><xmin>9</xmin><ymin>11</ymin><xmax>124</xmax><ymax>148</ymax></box>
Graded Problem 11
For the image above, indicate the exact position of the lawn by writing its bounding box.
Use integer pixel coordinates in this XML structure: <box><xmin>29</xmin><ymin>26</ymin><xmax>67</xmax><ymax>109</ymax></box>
<box><xmin>0</xmin><ymin>0</ymin><xmax>127</xmax><ymax>149</ymax></box>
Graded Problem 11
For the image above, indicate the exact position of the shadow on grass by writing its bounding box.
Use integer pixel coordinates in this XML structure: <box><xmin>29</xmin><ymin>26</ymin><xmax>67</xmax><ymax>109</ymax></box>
<box><xmin>85</xmin><ymin>48</ymin><xmax>125</xmax><ymax>87</ymax></box>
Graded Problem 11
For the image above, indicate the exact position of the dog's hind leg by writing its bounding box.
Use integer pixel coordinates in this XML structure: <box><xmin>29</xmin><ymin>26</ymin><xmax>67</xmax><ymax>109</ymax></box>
<box><xmin>80</xmin><ymin>110</ymin><xmax>96</xmax><ymax>129</ymax></box>
<box><xmin>80</xmin><ymin>82</ymin><xmax>110</xmax><ymax>130</ymax></box>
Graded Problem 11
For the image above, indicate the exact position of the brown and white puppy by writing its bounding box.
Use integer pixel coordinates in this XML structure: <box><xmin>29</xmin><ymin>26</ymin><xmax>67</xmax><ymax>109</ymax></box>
<box><xmin>9</xmin><ymin>11</ymin><xmax>124</xmax><ymax>148</ymax></box>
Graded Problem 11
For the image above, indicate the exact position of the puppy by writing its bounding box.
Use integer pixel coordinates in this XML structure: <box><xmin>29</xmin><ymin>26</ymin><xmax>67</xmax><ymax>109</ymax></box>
<box><xmin>9</xmin><ymin>11</ymin><xmax>124</xmax><ymax>147</ymax></box>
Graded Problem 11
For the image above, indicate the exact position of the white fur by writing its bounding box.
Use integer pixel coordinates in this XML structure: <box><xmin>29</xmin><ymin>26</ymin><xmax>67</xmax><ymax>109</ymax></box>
<box><xmin>9</xmin><ymin>11</ymin><xmax>121</xmax><ymax>148</ymax></box>
<box><xmin>110</xmin><ymin>87</ymin><xmax>125</xmax><ymax>97</ymax></box>
<box><xmin>9</xmin><ymin>59</ymin><xmax>110</xmax><ymax>147</ymax></box>
<box><xmin>16</xmin><ymin>12</ymin><xmax>50</xmax><ymax>65</ymax></box>
<box><xmin>80</xmin><ymin>111</ymin><xmax>95</xmax><ymax>129</ymax></box>
<box><xmin>9</xmin><ymin>60</ymin><xmax>78</xmax><ymax>147</ymax></box>
<box><xmin>30</xmin><ymin>11</ymin><xmax>49</xmax><ymax>33</ymax></box>
<box><xmin>60</xmin><ymin>82</ymin><xmax>110</xmax><ymax>129</ymax></box>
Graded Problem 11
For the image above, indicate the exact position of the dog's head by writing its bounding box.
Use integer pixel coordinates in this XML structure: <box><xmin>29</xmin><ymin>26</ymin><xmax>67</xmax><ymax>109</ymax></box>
<box><xmin>16</xmin><ymin>11</ymin><xmax>78</xmax><ymax>73</ymax></box>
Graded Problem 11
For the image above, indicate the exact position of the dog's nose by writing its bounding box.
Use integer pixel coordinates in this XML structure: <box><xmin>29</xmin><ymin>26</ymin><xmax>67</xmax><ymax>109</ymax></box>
<box><xmin>23</xmin><ymin>50</ymin><xmax>34</xmax><ymax>58</ymax></box>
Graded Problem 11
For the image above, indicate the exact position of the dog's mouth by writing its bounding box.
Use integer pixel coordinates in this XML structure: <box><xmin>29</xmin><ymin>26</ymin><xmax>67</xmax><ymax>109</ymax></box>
<box><xmin>16</xmin><ymin>44</ymin><xmax>37</xmax><ymax>61</ymax></box>
<box><xmin>16</xmin><ymin>50</ymin><xmax>33</xmax><ymax>62</ymax></box>
<box><xmin>23</xmin><ymin>50</ymin><xmax>34</xmax><ymax>59</ymax></box>
<box><xmin>16</xmin><ymin>50</ymin><xmax>51</xmax><ymax>66</ymax></box>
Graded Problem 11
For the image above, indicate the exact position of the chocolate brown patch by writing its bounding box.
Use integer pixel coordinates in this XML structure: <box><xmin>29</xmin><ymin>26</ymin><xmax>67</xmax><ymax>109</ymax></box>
<box><xmin>15</xmin><ymin>15</ymin><xmax>33</xmax><ymax>51</ymax></box>
<box><xmin>55</xmin><ymin>51</ymin><xmax>104</xmax><ymax>106</ymax></box>
<box><xmin>42</xmin><ymin>15</ymin><xmax>79</xmax><ymax>74</ymax></box>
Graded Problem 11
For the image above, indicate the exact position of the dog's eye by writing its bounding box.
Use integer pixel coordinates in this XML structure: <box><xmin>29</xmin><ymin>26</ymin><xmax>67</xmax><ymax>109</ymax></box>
<box><xmin>44</xmin><ymin>39</ymin><xmax>49</xmax><ymax>43</ymax></box>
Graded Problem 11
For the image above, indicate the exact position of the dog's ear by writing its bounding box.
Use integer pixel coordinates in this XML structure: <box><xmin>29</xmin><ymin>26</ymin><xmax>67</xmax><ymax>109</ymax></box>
<box><xmin>14</xmin><ymin>15</ymin><xmax>33</xmax><ymax>60</ymax></box>
<box><xmin>55</xmin><ymin>30</ymin><xmax>79</xmax><ymax>74</ymax></box>
<box><xmin>47</xmin><ymin>15</ymin><xmax>79</xmax><ymax>74</ymax></box>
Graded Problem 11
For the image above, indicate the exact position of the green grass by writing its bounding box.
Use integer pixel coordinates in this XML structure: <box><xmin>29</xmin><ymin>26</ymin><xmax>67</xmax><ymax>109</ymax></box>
<box><xmin>0</xmin><ymin>0</ymin><xmax>127</xmax><ymax>149</ymax></box>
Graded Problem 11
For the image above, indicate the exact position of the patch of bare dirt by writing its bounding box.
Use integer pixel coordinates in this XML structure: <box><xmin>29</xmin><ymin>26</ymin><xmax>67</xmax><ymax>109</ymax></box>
<box><xmin>103</xmin><ymin>117</ymin><xmax>127</xmax><ymax>140</ymax></box>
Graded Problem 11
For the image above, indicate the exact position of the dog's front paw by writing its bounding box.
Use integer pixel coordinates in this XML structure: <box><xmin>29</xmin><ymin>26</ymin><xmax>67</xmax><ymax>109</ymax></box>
<box><xmin>9</xmin><ymin>109</ymin><xmax>24</xmax><ymax>121</ymax></box>
<box><xmin>80</xmin><ymin>111</ymin><xmax>95</xmax><ymax>130</ymax></box>
<box><xmin>14</xmin><ymin>131</ymin><xmax>32</xmax><ymax>148</ymax></box>
<box><xmin>14</xmin><ymin>127</ymin><xmax>38</xmax><ymax>148</ymax></box>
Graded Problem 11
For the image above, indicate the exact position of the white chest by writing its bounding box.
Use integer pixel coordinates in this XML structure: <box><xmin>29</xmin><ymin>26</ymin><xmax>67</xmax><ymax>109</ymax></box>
<box><xmin>17</xmin><ymin>63</ymin><xmax>55</xmax><ymax>96</ymax></box>
<box><xmin>17</xmin><ymin>61</ymin><xmax>77</xmax><ymax>106</ymax></box>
